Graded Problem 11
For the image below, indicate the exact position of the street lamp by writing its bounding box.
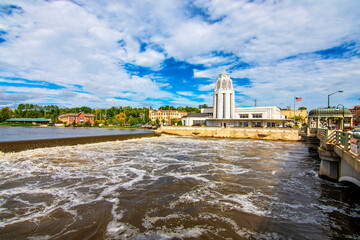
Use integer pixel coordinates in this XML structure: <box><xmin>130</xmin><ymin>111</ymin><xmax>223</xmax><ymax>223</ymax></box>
<box><xmin>336</xmin><ymin>104</ymin><xmax>345</xmax><ymax>130</ymax></box>
<box><xmin>328</xmin><ymin>91</ymin><xmax>343</xmax><ymax>108</ymax></box>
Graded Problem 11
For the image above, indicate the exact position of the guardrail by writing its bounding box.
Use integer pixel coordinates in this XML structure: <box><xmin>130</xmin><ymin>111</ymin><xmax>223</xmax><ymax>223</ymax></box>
<box><xmin>315</xmin><ymin>127</ymin><xmax>360</xmax><ymax>156</ymax></box>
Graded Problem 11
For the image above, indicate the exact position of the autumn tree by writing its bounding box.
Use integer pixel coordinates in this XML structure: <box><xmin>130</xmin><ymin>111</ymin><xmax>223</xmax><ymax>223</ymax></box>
<box><xmin>114</xmin><ymin>112</ymin><xmax>126</xmax><ymax>125</ymax></box>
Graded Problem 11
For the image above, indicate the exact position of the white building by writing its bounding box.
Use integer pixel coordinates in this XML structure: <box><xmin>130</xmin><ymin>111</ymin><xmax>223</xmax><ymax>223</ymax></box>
<box><xmin>182</xmin><ymin>71</ymin><xmax>288</xmax><ymax>127</ymax></box>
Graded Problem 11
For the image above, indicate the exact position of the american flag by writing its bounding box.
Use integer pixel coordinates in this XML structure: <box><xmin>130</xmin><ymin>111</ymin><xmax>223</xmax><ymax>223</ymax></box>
<box><xmin>295</xmin><ymin>97</ymin><xmax>302</xmax><ymax>102</ymax></box>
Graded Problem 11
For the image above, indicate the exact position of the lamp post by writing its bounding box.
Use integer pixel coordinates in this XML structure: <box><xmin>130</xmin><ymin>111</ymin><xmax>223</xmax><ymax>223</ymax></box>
<box><xmin>328</xmin><ymin>91</ymin><xmax>343</xmax><ymax>108</ymax></box>
<box><xmin>336</xmin><ymin>104</ymin><xmax>345</xmax><ymax>130</ymax></box>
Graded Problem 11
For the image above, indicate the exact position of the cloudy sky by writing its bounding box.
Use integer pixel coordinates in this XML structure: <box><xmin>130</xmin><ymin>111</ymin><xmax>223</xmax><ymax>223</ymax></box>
<box><xmin>0</xmin><ymin>0</ymin><xmax>359</xmax><ymax>110</ymax></box>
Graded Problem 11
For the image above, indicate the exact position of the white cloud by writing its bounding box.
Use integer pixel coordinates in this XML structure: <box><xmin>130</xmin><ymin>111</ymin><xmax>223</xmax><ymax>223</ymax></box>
<box><xmin>198</xmin><ymin>83</ymin><xmax>215</xmax><ymax>92</ymax></box>
<box><xmin>176</xmin><ymin>91</ymin><xmax>195</xmax><ymax>97</ymax></box>
<box><xmin>0</xmin><ymin>0</ymin><xmax>359</xmax><ymax>109</ymax></box>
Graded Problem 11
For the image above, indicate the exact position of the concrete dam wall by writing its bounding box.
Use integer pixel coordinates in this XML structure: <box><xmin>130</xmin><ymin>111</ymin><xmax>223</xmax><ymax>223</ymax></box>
<box><xmin>0</xmin><ymin>132</ymin><xmax>157</xmax><ymax>153</ymax></box>
<box><xmin>156</xmin><ymin>127</ymin><xmax>301</xmax><ymax>141</ymax></box>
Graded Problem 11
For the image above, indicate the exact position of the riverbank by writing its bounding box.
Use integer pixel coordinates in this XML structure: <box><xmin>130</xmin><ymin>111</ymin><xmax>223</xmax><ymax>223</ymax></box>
<box><xmin>156</xmin><ymin>126</ymin><xmax>301</xmax><ymax>141</ymax></box>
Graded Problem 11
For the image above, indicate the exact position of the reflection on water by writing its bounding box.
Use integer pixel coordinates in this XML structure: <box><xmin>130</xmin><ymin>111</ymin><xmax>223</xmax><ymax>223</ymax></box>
<box><xmin>0</xmin><ymin>126</ymin><xmax>148</xmax><ymax>142</ymax></box>
<box><xmin>0</xmin><ymin>135</ymin><xmax>359</xmax><ymax>239</ymax></box>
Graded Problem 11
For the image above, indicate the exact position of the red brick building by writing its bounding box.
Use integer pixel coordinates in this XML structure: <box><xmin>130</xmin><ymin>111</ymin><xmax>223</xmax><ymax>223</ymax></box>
<box><xmin>58</xmin><ymin>112</ymin><xmax>95</xmax><ymax>125</ymax></box>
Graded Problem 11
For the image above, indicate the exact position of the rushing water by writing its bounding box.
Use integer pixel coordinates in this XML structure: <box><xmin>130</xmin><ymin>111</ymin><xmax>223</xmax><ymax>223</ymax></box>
<box><xmin>0</xmin><ymin>135</ymin><xmax>359</xmax><ymax>239</ymax></box>
<box><xmin>0</xmin><ymin>127</ymin><xmax>148</xmax><ymax>142</ymax></box>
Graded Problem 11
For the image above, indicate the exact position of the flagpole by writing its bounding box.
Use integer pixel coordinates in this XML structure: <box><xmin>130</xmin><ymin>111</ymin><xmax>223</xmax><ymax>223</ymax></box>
<box><xmin>294</xmin><ymin>96</ymin><xmax>296</xmax><ymax>126</ymax></box>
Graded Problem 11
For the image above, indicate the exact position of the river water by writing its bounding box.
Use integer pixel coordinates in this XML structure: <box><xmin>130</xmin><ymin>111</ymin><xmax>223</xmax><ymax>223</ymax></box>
<box><xmin>0</xmin><ymin>135</ymin><xmax>359</xmax><ymax>239</ymax></box>
<box><xmin>0</xmin><ymin>127</ymin><xmax>148</xmax><ymax>142</ymax></box>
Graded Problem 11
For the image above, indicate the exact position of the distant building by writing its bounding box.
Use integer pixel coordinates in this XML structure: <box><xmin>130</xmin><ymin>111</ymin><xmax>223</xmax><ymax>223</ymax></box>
<box><xmin>349</xmin><ymin>105</ymin><xmax>360</xmax><ymax>124</ymax></box>
<box><xmin>280</xmin><ymin>106</ymin><xmax>308</xmax><ymax>122</ymax></box>
<box><xmin>182</xmin><ymin>108</ymin><xmax>213</xmax><ymax>126</ymax></box>
<box><xmin>6</xmin><ymin>118</ymin><xmax>50</xmax><ymax>124</ymax></box>
<box><xmin>149</xmin><ymin>109</ymin><xmax>187</xmax><ymax>125</ymax></box>
<box><xmin>58</xmin><ymin>112</ymin><xmax>95</xmax><ymax>125</ymax></box>
<box><xmin>182</xmin><ymin>71</ymin><xmax>288</xmax><ymax>127</ymax></box>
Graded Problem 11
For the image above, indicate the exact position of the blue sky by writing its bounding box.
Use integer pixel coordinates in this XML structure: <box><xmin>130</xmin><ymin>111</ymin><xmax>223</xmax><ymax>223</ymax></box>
<box><xmin>0</xmin><ymin>0</ymin><xmax>359</xmax><ymax>110</ymax></box>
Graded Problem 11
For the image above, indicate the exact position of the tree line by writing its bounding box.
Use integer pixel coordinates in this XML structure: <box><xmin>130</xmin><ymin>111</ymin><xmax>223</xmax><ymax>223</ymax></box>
<box><xmin>0</xmin><ymin>104</ymin><xmax>205</xmax><ymax>125</ymax></box>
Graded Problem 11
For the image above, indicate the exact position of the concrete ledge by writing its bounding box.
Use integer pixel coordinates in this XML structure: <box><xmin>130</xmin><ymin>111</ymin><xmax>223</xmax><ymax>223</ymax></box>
<box><xmin>156</xmin><ymin>127</ymin><xmax>301</xmax><ymax>141</ymax></box>
<box><xmin>0</xmin><ymin>132</ymin><xmax>157</xmax><ymax>153</ymax></box>
<box><xmin>318</xmin><ymin>147</ymin><xmax>340</xmax><ymax>161</ymax></box>
<box><xmin>335</xmin><ymin>145</ymin><xmax>360</xmax><ymax>172</ymax></box>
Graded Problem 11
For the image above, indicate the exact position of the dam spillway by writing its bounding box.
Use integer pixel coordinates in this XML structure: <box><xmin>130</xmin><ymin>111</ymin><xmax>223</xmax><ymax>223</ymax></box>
<box><xmin>0</xmin><ymin>132</ymin><xmax>157</xmax><ymax>153</ymax></box>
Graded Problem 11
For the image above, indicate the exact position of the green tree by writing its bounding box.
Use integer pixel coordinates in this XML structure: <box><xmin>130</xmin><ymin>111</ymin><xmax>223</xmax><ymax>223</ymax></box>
<box><xmin>159</xmin><ymin>105</ymin><xmax>175</xmax><ymax>110</ymax></box>
<box><xmin>0</xmin><ymin>107</ymin><xmax>13</xmax><ymax>122</ymax></box>
<box><xmin>298</xmin><ymin>107</ymin><xmax>307</xmax><ymax>110</ymax></box>
<box><xmin>93</xmin><ymin>120</ymin><xmax>100</xmax><ymax>127</ymax></box>
<box><xmin>171</xmin><ymin>119</ymin><xmax>178</xmax><ymax>125</ymax></box>
<box><xmin>199</xmin><ymin>104</ymin><xmax>208</xmax><ymax>109</ymax></box>
<box><xmin>177</xmin><ymin>120</ymin><xmax>183</xmax><ymax>126</ymax></box>
<box><xmin>155</xmin><ymin>118</ymin><xmax>160</xmax><ymax>125</ymax></box>
<box><xmin>127</xmin><ymin>116</ymin><xmax>137</xmax><ymax>125</ymax></box>
<box><xmin>79</xmin><ymin>106</ymin><xmax>92</xmax><ymax>114</ymax></box>
<box><xmin>84</xmin><ymin>120</ymin><xmax>92</xmax><ymax>127</ymax></box>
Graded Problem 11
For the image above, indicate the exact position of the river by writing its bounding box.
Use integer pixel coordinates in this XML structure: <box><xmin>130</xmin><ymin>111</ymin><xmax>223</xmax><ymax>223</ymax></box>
<box><xmin>0</xmin><ymin>135</ymin><xmax>359</xmax><ymax>239</ymax></box>
<box><xmin>0</xmin><ymin>126</ymin><xmax>148</xmax><ymax>142</ymax></box>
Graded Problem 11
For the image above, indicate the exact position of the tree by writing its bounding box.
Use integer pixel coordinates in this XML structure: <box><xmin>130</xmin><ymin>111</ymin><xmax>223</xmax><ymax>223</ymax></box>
<box><xmin>0</xmin><ymin>107</ymin><xmax>13</xmax><ymax>122</ymax></box>
<box><xmin>114</xmin><ymin>112</ymin><xmax>127</xmax><ymax>125</ymax></box>
<box><xmin>171</xmin><ymin>119</ymin><xmax>178</xmax><ymax>125</ymax></box>
<box><xmin>155</xmin><ymin>118</ymin><xmax>160</xmax><ymax>125</ymax></box>
<box><xmin>161</xmin><ymin>119</ymin><xmax>166</xmax><ymax>125</ymax></box>
<box><xmin>177</xmin><ymin>120</ymin><xmax>182</xmax><ymax>126</ymax></box>
<box><xmin>159</xmin><ymin>106</ymin><xmax>175</xmax><ymax>110</ymax></box>
<box><xmin>199</xmin><ymin>104</ymin><xmax>208</xmax><ymax>109</ymax></box>
<box><xmin>127</xmin><ymin>116</ymin><xmax>137</xmax><ymax>125</ymax></box>
<box><xmin>79</xmin><ymin>106</ymin><xmax>92</xmax><ymax>114</ymax></box>
<box><xmin>298</xmin><ymin>107</ymin><xmax>307</xmax><ymax>110</ymax></box>
<box><xmin>93</xmin><ymin>120</ymin><xmax>100</xmax><ymax>127</ymax></box>
<box><xmin>84</xmin><ymin>120</ymin><xmax>92</xmax><ymax>127</ymax></box>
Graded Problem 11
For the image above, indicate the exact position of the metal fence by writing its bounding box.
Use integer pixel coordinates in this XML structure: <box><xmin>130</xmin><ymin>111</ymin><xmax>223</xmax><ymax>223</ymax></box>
<box><xmin>314</xmin><ymin>127</ymin><xmax>360</xmax><ymax>156</ymax></box>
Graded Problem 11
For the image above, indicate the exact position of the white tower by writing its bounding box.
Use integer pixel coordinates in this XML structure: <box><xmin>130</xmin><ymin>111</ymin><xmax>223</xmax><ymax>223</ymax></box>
<box><xmin>213</xmin><ymin>70</ymin><xmax>235</xmax><ymax>119</ymax></box>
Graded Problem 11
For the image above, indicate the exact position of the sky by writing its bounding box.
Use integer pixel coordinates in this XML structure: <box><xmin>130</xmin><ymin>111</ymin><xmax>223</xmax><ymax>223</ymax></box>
<box><xmin>0</xmin><ymin>0</ymin><xmax>359</xmax><ymax>110</ymax></box>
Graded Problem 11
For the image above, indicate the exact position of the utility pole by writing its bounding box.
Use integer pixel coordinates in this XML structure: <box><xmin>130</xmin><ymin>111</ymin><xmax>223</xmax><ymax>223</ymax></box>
<box><xmin>255</xmin><ymin>99</ymin><xmax>257</xmax><ymax>107</ymax></box>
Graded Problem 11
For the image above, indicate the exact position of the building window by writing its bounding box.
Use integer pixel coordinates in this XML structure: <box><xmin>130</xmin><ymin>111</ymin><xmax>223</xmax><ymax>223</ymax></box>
<box><xmin>239</xmin><ymin>114</ymin><xmax>249</xmax><ymax>118</ymax></box>
<box><xmin>252</xmin><ymin>114</ymin><xmax>262</xmax><ymax>118</ymax></box>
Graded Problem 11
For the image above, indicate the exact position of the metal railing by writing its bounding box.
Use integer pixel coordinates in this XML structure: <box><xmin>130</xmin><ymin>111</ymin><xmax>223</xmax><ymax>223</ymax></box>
<box><xmin>314</xmin><ymin>127</ymin><xmax>360</xmax><ymax>156</ymax></box>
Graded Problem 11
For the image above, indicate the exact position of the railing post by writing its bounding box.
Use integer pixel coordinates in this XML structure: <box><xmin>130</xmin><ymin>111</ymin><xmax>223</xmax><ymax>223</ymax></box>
<box><xmin>344</xmin><ymin>132</ymin><xmax>351</xmax><ymax>151</ymax></box>
<box><xmin>325</xmin><ymin>129</ymin><xmax>329</xmax><ymax>141</ymax></box>
<box><xmin>336</xmin><ymin>131</ymin><xmax>341</xmax><ymax>145</ymax></box>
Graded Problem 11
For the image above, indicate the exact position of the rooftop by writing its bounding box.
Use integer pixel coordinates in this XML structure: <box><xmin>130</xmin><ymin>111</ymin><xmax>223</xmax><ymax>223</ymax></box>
<box><xmin>6</xmin><ymin>118</ymin><xmax>50</xmax><ymax>122</ymax></box>
<box><xmin>308</xmin><ymin>108</ymin><xmax>353</xmax><ymax>118</ymax></box>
